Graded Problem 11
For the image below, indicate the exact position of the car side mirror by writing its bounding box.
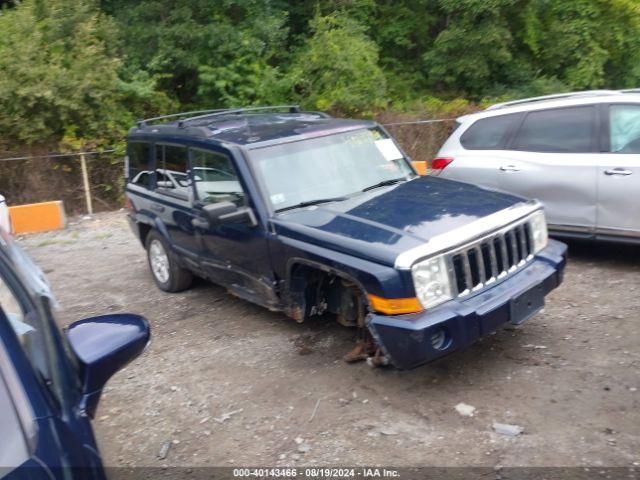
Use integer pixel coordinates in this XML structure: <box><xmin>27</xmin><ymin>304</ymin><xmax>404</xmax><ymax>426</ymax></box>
<box><xmin>65</xmin><ymin>314</ymin><xmax>150</xmax><ymax>418</ymax></box>
<box><xmin>201</xmin><ymin>201</ymin><xmax>257</xmax><ymax>227</ymax></box>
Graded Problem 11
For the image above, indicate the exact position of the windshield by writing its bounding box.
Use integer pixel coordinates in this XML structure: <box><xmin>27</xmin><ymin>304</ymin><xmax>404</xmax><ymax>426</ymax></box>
<box><xmin>250</xmin><ymin>128</ymin><xmax>416</xmax><ymax>211</ymax></box>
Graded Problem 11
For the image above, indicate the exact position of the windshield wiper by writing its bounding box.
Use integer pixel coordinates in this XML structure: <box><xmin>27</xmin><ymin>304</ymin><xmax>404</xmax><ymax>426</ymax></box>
<box><xmin>275</xmin><ymin>197</ymin><xmax>348</xmax><ymax>213</ymax></box>
<box><xmin>361</xmin><ymin>177</ymin><xmax>406</xmax><ymax>192</ymax></box>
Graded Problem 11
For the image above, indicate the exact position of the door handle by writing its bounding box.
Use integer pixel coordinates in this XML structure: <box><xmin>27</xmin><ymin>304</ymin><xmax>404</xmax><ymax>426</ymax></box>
<box><xmin>150</xmin><ymin>205</ymin><xmax>165</xmax><ymax>213</ymax></box>
<box><xmin>191</xmin><ymin>217</ymin><xmax>210</xmax><ymax>229</ymax></box>
<box><xmin>499</xmin><ymin>165</ymin><xmax>520</xmax><ymax>172</ymax></box>
<box><xmin>604</xmin><ymin>168</ymin><xmax>632</xmax><ymax>176</ymax></box>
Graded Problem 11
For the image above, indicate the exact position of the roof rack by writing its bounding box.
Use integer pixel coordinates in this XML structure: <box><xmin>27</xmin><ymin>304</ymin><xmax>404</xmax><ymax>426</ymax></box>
<box><xmin>486</xmin><ymin>90</ymin><xmax>621</xmax><ymax>110</ymax></box>
<box><xmin>620</xmin><ymin>88</ymin><xmax>640</xmax><ymax>94</ymax></box>
<box><xmin>137</xmin><ymin>105</ymin><xmax>302</xmax><ymax>127</ymax></box>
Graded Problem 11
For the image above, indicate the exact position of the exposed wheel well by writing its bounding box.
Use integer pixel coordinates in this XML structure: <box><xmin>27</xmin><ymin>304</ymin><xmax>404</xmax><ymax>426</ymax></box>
<box><xmin>138</xmin><ymin>223</ymin><xmax>152</xmax><ymax>247</ymax></box>
<box><xmin>286</xmin><ymin>262</ymin><xmax>368</xmax><ymax>326</ymax></box>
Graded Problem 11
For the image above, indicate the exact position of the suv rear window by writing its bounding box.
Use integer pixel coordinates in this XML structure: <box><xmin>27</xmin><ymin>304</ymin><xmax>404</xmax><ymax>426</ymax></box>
<box><xmin>460</xmin><ymin>113</ymin><xmax>519</xmax><ymax>150</ymax></box>
<box><xmin>512</xmin><ymin>106</ymin><xmax>595</xmax><ymax>153</ymax></box>
<box><xmin>127</xmin><ymin>142</ymin><xmax>152</xmax><ymax>187</ymax></box>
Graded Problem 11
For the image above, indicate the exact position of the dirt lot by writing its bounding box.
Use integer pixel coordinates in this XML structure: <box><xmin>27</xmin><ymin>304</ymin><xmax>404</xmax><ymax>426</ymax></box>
<box><xmin>19</xmin><ymin>211</ymin><xmax>639</xmax><ymax>468</ymax></box>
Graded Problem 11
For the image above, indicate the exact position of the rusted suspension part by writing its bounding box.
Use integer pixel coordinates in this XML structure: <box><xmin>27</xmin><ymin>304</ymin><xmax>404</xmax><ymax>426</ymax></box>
<box><xmin>339</xmin><ymin>280</ymin><xmax>389</xmax><ymax>367</ymax></box>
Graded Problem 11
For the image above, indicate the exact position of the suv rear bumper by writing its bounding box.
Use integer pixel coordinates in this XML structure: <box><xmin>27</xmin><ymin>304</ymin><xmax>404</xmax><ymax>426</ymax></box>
<box><xmin>367</xmin><ymin>239</ymin><xmax>567</xmax><ymax>370</ymax></box>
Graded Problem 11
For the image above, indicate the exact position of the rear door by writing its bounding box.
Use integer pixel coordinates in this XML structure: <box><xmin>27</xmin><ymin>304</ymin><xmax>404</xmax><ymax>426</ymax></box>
<box><xmin>440</xmin><ymin>112</ymin><xmax>523</xmax><ymax>189</ymax></box>
<box><xmin>125</xmin><ymin>140</ymin><xmax>154</xmax><ymax>214</ymax></box>
<box><xmin>190</xmin><ymin>147</ymin><xmax>275</xmax><ymax>307</ymax></box>
<box><xmin>497</xmin><ymin>105</ymin><xmax>599</xmax><ymax>233</ymax></box>
<box><xmin>152</xmin><ymin>144</ymin><xmax>200</xmax><ymax>257</ymax></box>
<box><xmin>596</xmin><ymin>103</ymin><xmax>640</xmax><ymax>238</ymax></box>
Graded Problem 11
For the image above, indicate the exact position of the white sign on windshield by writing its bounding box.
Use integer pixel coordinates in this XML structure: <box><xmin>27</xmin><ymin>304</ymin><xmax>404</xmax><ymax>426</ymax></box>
<box><xmin>375</xmin><ymin>139</ymin><xmax>403</xmax><ymax>161</ymax></box>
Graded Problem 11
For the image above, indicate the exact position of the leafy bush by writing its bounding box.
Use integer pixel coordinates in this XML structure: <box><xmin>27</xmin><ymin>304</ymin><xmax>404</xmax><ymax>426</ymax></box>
<box><xmin>276</xmin><ymin>13</ymin><xmax>386</xmax><ymax>115</ymax></box>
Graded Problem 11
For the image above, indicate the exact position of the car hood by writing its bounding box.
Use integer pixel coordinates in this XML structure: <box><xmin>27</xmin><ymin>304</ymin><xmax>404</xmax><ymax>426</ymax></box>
<box><xmin>271</xmin><ymin>176</ymin><xmax>527</xmax><ymax>267</ymax></box>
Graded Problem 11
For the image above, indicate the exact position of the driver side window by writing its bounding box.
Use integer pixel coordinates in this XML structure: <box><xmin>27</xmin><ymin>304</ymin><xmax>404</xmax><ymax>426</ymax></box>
<box><xmin>190</xmin><ymin>149</ymin><xmax>244</xmax><ymax>205</ymax></box>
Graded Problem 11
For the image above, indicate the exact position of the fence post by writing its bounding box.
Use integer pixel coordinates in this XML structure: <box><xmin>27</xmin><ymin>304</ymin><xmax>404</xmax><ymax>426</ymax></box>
<box><xmin>79</xmin><ymin>152</ymin><xmax>93</xmax><ymax>215</ymax></box>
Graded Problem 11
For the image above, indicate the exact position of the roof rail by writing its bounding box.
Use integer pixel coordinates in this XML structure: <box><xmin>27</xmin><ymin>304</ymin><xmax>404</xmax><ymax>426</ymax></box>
<box><xmin>486</xmin><ymin>90</ymin><xmax>620</xmax><ymax>110</ymax></box>
<box><xmin>620</xmin><ymin>88</ymin><xmax>640</xmax><ymax>94</ymax></box>
<box><xmin>137</xmin><ymin>105</ymin><xmax>302</xmax><ymax>127</ymax></box>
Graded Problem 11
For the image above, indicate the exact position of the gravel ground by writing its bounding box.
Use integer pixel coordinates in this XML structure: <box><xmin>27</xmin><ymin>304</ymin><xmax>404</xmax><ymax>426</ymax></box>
<box><xmin>19</xmin><ymin>211</ymin><xmax>640</xmax><ymax>468</ymax></box>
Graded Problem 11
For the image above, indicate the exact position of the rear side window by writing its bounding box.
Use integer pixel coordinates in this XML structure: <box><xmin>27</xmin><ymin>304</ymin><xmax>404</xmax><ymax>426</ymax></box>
<box><xmin>460</xmin><ymin>113</ymin><xmax>519</xmax><ymax>150</ymax></box>
<box><xmin>610</xmin><ymin>104</ymin><xmax>640</xmax><ymax>153</ymax></box>
<box><xmin>127</xmin><ymin>142</ymin><xmax>152</xmax><ymax>187</ymax></box>
<box><xmin>156</xmin><ymin>145</ymin><xmax>190</xmax><ymax>196</ymax></box>
<box><xmin>512</xmin><ymin>106</ymin><xmax>595</xmax><ymax>153</ymax></box>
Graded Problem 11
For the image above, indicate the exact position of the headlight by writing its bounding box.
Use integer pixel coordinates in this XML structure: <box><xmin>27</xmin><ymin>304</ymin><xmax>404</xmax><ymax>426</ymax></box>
<box><xmin>529</xmin><ymin>210</ymin><xmax>548</xmax><ymax>253</ymax></box>
<box><xmin>411</xmin><ymin>255</ymin><xmax>454</xmax><ymax>310</ymax></box>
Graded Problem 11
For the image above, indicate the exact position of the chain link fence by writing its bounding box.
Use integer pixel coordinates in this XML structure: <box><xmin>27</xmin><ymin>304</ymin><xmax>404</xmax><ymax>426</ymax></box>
<box><xmin>0</xmin><ymin>151</ymin><xmax>124</xmax><ymax>215</ymax></box>
<box><xmin>0</xmin><ymin>117</ymin><xmax>459</xmax><ymax>216</ymax></box>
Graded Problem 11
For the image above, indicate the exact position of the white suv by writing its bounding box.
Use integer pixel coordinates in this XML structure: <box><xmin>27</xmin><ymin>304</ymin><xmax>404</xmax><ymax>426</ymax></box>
<box><xmin>435</xmin><ymin>90</ymin><xmax>640</xmax><ymax>244</ymax></box>
<box><xmin>0</xmin><ymin>194</ymin><xmax>10</xmax><ymax>234</ymax></box>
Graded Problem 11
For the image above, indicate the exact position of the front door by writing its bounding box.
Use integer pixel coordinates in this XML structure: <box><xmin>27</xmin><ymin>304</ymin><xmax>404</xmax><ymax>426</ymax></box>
<box><xmin>596</xmin><ymin>103</ymin><xmax>640</xmax><ymax>238</ymax></box>
<box><xmin>498</xmin><ymin>105</ymin><xmax>599</xmax><ymax>233</ymax></box>
<box><xmin>189</xmin><ymin>147</ymin><xmax>275</xmax><ymax>307</ymax></box>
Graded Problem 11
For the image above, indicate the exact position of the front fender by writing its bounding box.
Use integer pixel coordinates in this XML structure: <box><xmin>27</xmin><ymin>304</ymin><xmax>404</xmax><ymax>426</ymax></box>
<box><xmin>277</xmin><ymin>235</ymin><xmax>414</xmax><ymax>299</ymax></box>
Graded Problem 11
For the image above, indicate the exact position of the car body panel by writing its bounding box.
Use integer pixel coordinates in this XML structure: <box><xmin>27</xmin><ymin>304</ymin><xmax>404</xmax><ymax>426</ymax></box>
<box><xmin>495</xmin><ymin>150</ymin><xmax>599</xmax><ymax>230</ymax></box>
<box><xmin>596</xmin><ymin>153</ymin><xmax>640</xmax><ymax>236</ymax></box>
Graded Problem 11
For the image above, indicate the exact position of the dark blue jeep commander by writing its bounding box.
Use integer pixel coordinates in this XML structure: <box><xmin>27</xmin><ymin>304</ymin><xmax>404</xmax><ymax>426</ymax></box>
<box><xmin>0</xmin><ymin>228</ymin><xmax>149</xmax><ymax>477</ymax></box>
<box><xmin>125</xmin><ymin>105</ymin><xmax>566</xmax><ymax>369</ymax></box>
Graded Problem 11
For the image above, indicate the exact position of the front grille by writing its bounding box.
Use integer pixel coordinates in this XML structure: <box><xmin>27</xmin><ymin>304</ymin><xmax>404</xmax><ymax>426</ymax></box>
<box><xmin>450</xmin><ymin>221</ymin><xmax>534</xmax><ymax>296</ymax></box>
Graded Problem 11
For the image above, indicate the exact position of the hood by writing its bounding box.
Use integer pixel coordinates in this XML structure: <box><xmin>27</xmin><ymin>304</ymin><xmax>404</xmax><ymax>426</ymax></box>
<box><xmin>271</xmin><ymin>176</ymin><xmax>526</xmax><ymax>267</ymax></box>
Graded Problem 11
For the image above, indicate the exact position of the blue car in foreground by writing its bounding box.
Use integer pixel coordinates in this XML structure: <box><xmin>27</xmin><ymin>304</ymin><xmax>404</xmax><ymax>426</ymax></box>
<box><xmin>125</xmin><ymin>105</ymin><xmax>566</xmax><ymax>369</ymax></box>
<box><xmin>0</xmin><ymin>229</ymin><xmax>149</xmax><ymax>478</ymax></box>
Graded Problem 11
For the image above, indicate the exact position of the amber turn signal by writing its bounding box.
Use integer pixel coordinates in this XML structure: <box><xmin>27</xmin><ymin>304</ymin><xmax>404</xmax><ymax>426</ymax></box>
<box><xmin>367</xmin><ymin>294</ymin><xmax>424</xmax><ymax>315</ymax></box>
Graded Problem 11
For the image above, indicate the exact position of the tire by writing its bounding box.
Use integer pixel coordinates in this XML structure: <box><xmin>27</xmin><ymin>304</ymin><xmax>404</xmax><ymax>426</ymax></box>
<box><xmin>145</xmin><ymin>230</ymin><xmax>193</xmax><ymax>292</ymax></box>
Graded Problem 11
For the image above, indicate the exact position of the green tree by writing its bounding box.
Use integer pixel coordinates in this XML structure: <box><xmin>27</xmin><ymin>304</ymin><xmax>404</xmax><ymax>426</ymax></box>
<box><xmin>519</xmin><ymin>0</ymin><xmax>640</xmax><ymax>90</ymax></box>
<box><xmin>284</xmin><ymin>13</ymin><xmax>387</xmax><ymax>114</ymax></box>
<box><xmin>103</xmin><ymin>0</ymin><xmax>288</xmax><ymax>108</ymax></box>
<box><xmin>422</xmin><ymin>0</ymin><xmax>518</xmax><ymax>96</ymax></box>
<box><xmin>0</xmin><ymin>0</ymin><xmax>167</xmax><ymax>150</ymax></box>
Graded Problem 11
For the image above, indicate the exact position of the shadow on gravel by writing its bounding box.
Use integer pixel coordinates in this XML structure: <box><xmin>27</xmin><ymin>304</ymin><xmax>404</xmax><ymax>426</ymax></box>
<box><xmin>561</xmin><ymin>237</ymin><xmax>640</xmax><ymax>266</ymax></box>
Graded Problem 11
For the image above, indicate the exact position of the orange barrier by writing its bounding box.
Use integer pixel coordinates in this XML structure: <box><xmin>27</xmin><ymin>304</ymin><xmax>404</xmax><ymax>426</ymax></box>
<box><xmin>8</xmin><ymin>201</ymin><xmax>67</xmax><ymax>234</ymax></box>
<box><xmin>412</xmin><ymin>161</ymin><xmax>428</xmax><ymax>176</ymax></box>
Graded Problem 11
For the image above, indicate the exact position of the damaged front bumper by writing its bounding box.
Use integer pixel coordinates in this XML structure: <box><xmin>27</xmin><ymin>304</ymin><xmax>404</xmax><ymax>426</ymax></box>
<box><xmin>367</xmin><ymin>239</ymin><xmax>567</xmax><ymax>370</ymax></box>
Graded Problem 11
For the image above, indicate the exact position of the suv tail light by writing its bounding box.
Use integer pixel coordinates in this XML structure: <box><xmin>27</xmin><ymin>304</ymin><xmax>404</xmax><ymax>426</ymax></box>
<box><xmin>431</xmin><ymin>157</ymin><xmax>453</xmax><ymax>170</ymax></box>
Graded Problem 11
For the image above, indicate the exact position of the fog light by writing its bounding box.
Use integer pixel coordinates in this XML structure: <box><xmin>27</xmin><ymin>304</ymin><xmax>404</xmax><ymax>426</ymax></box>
<box><xmin>430</xmin><ymin>328</ymin><xmax>448</xmax><ymax>350</ymax></box>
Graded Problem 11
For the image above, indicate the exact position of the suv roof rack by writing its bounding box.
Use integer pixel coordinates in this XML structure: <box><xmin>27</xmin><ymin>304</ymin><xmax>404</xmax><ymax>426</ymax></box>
<box><xmin>486</xmin><ymin>90</ymin><xmax>621</xmax><ymax>111</ymax></box>
<box><xmin>137</xmin><ymin>105</ymin><xmax>303</xmax><ymax>127</ymax></box>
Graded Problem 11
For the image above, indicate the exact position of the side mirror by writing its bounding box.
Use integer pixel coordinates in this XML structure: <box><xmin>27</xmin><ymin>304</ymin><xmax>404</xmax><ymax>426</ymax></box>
<box><xmin>202</xmin><ymin>201</ymin><xmax>257</xmax><ymax>227</ymax></box>
<box><xmin>65</xmin><ymin>314</ymin><xmax>150</xmax><ymax>418</ymax></box>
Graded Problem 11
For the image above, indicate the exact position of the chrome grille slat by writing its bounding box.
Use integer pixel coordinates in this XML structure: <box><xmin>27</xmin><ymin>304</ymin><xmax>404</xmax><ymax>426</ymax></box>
<box><xmin>474</xmin><ymin>245</ymin><xmax>486</xmax><ymax>286</ymax></box>
<box><xmin>498</xmin><ymin>236</ymin><xmax>509</xmax><ymax>276</ymax></box>
<box><xmin>508</xmin><ymin>230</ymin><xmax>518</xmax><ymax>269</ymax></box>
<box><xmin>461</xmin><ymin>253</ymin><xmax>473</xmax><ymax>293</ymax></box>
<box><xmin>487</xmin><ymin>241</ymin><xmax>498</xmax><ymax>281</ymax></box>
<box><xmin>448</xmin><ymin>218</ymin><xmax>536</xmax><ymax>298</ymax></box>
<box><xmin>518</xmin><ymin>224</ymin><xmax>528</xmax><ymax>261</ymax></box>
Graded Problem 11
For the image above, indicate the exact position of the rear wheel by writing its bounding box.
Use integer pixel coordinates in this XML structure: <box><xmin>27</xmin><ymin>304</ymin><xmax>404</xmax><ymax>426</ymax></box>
<box><xmin>146</xmin><ymin>231</ymin><xmax>193</xmax><ymax>292</ymax></box>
